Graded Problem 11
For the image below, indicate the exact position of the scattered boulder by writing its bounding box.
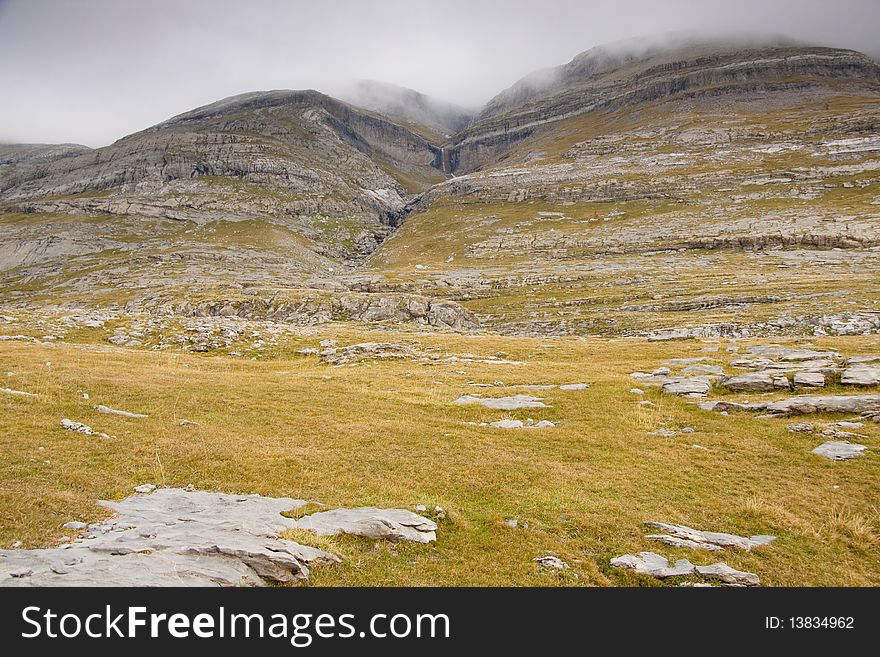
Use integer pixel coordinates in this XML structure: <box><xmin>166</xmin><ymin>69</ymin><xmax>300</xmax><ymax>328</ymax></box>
<box><xmin>295</xmin><ymin>507</ymin><xmax>437</xmax><ymax>543</ymax></box>
<box><xmin>134</xmin><ymin>484</ymin><xmax>156</xmax><ymax>494</ymax></box>
<box><xmin>812</xmin><ymin>441</ymin><xmax>867</xmax><ymax>460</ymax></box>
<box><xmin>643</xmin><ymin>522</ymin><xmax>775</xmax><ymax>551</ymax></box>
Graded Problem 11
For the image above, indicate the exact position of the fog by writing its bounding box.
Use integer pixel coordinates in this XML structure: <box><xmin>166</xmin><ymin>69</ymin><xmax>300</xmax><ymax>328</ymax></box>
<box><xmin>1</xmin><ymin>0</ymin><xmax>878</xmax><ymax>147</ymax></box>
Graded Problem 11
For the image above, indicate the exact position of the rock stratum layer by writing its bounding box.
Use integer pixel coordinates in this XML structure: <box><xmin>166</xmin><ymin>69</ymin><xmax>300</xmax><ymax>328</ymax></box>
<box><xmin>2</xmin><ymin>36</ymin><xmax>880</xmax><ymax>339</ymax></box>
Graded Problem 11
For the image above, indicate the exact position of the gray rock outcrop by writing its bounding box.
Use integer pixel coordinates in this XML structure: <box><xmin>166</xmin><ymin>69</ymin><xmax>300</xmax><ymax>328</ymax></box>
<box><xmin>0</xmin><ymin>489</ymin><xmax>439</xmax><ymax>586</ymax></box>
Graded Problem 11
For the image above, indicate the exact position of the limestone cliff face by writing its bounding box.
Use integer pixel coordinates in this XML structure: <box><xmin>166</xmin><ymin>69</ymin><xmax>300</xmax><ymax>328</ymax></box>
<box><xmin>0</xmin><ymin>90</ymin><xmax>447</xmax><ymax>263</ymax></box>
<box><xmin>449</xmin><ymin>43</ymin><xmax>880</xmax><ymax>172</ymax></box>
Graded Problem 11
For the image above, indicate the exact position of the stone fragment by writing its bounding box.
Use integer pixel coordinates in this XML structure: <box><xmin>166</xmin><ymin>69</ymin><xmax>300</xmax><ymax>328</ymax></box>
<box><xmin>295</xmin><ymin>507</ymin><xmax>437</xmax><ymax>543</ymax></box>
<box><xmin>0</xmin><ymin>387</ymin><xmax>38</xmax><ymax>398</ymax></box>
<box><xmin>841</xmin><ymin>364</ymin><xmax>880</xmax><ymax>386</ymax></box>
<box><xmin>93</xmin><ymin>405</ymin><xmax>148</xmax><ymax>418</ymax></box>
<box><xmin>695</xmin><ymin>563</ymin><xmax>760</xmax><ymax>587</ymax></box>
<box><xmin>793</xmin><ymin>372</ymin><xmax>825</xmax><ymax>387</ymax></box>
<box><xmin>134</xmin><ymin>484</ymin><xmax>156</xmax><ymax>494</ymax></box>
<box><xmin>455</xmin><ymin>394</ymin><xmax>548</xmax><ymax>410</ymax></box>
<box><xmin>682</xmin><ymin>364</ymin><xmax>725</xmax><ymax>375</ymax></box>
<box><xmin>812</xmin><ymin>441</ymin><xmax>867</xmax><ymax>460</ymax></box>
<box><xmin>765</xmin><ymin>395</ymin><xmax>880</xmax><ymax>416</ymax></box>
<box><xmin>62</xmin><ymin>522</ymin><xmax>87</xmax><ymax>530</ymax></box>
<box><xmin>720</xmin><ymin>372</ymin><xmax>776</xmax><ymax>392</ymax></box>
<box><xmin>610</xmin><ymin>552</ymin><xmax>695</xmax><ymax>578</ymax></box>
<box><xmin>643</xmin><ymin>522</ymin><xmax>775</xmax><ymax>551</ymax></box>
<box><xmin>661</xmin><ymin>378</ymin><xmax>711</xmax><ymax>397</ymax></box>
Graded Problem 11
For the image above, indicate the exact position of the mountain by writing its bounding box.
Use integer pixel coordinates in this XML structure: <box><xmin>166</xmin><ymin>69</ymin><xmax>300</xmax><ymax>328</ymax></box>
<box><xmin>336</xmin><ymin>79</ymin><xmax>474</xmax><ymax>139</ymax></box>
<box><xmin>2</xmin><ymin>36</ymin><xmax>879</xmax><ymax>338</ymax></box>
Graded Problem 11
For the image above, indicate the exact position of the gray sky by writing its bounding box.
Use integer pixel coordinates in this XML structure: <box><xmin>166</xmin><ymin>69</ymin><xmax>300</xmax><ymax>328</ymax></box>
<box><xmin>1</xmin><ymin>0</ymin><xmax>878</xmax><ymax>147</ymax></box>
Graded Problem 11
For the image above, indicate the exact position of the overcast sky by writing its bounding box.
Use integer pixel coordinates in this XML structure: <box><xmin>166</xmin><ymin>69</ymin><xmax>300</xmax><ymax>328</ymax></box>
<box><xmin>1</xmin><ymin>0</ymin><xmax>878</xmax><ymax>147</ymax></box>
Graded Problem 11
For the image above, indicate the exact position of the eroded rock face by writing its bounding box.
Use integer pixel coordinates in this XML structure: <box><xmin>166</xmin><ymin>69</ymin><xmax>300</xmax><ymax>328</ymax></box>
<box><xmin>0</xmin><ymin>489</ymin><xmax>438</xmax><ymax>586</ymax></box>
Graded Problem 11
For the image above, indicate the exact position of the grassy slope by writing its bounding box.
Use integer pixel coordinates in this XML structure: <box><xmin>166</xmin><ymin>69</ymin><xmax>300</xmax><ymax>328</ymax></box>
<box><xmin>1</xmin><ymin>329</ymin><xmax>878</xmax><ymax>586</ymax></box>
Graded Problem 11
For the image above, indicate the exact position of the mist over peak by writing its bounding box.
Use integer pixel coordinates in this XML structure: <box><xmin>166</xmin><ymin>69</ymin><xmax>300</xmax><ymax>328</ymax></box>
<box><xmin>333</xmin><ymin>80</ymin><xmax>475</xmax><ymax>137</ymax></box>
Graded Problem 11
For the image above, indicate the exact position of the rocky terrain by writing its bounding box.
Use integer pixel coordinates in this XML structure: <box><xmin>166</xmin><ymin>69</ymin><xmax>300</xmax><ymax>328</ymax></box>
<box><xmin>1</xmin><ymin>35</ymin><xmax>878</xmax><ymax>587</ymax></box>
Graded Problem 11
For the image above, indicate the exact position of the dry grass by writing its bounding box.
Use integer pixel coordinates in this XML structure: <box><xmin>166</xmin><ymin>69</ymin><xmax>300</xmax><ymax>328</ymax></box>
<box><xmin>1</xmin><ymin>328</ymin><xmax>878</xmax><ymax>586</ymax></box>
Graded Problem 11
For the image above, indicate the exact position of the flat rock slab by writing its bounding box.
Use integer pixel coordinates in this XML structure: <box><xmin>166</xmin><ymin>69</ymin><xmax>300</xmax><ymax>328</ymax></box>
<box><xmin>0</xmin><ymin>489</ymin><xmax>437</xmax><ymax>586</ymax></box>
<box><xmin>695</xmin><ymin>563</ymin><xmax>760</xmax><ymax>587</ymax></box>
<box><xmin>295</xmin><ymin>507</ymin><xmax>437</xmax><ymax>543</ymax></box>
<box><xmin>765</xmin><ymin>395</ymin><xmax>880</xmax><ymax>416</ymax></box>
<box><xmin>661</xmin><ymin>378</ymin><xmax>711</xmax><ymax>397</ymax></box>
<box><xmin>720</xmin><ymin>372</ymin><xmax>789</xmax><ymax>392</ymax></box>
<box><xmin>812</xmin><ymin>441</ymin><xmax>868</xmax><ymax>460</ymax></box>
<box><xmin>747</xmin><ymin>346</ymin><xmax>839</xmax><ymax>361</ymax></box>
<box><xmin>643</xmin><ymin>522</ymin><xmax>775</xmax><ymax>551</ymax></box>
<box><xmin>611</xmin><ymin>552</ymin><xmax>760</xmax><ymax>586</ymax></box>
<box><xmin>455</xmin><ymin>394</ymin><xmax>548</xmax><ymax>410</ymax></box>
<box><xmin>793</xmin><ymin>372</ymin><xmax>825</xmax><ymax>387</ymax></box>
<box><xmin>610</xmin><ymin>552</ymin><xmax>695</xmax><ymax>578</ymax></box>
<box><xmin>682</xmin><ymin>364</ymin><xmax>725</xmax><ymax>375</ymax></box>
<box><xmin>841</xmin><ymin>365</ymin><xmax>880</xmax><ymax>386</ymax></box>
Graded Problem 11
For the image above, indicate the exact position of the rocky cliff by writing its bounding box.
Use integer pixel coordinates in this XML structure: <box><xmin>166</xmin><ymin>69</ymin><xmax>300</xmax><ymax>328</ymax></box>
<box><xmin>2</xmin><ymin>37</ymin><xmax>880</xmax><ymax>338</ymax></box>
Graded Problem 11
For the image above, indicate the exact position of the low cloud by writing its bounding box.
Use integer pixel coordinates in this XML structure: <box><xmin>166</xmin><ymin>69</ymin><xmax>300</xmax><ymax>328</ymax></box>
<box><xmin>1</xmin><ymin>0</ymin><xmax>878</xmax><ymax>146</ymax></box>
